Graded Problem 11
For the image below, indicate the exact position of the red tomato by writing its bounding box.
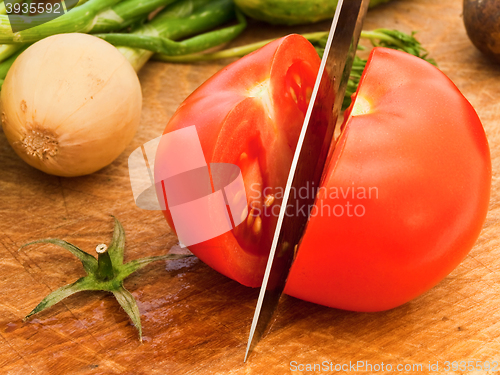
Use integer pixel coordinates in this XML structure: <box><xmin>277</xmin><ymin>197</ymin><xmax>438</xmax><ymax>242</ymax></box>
<box><xmin>155</xmin><ymin>35</ymin><xmax>321</xmax><ymax>287</ymax></box>
<box><xmin>284</xmin><ymin>47</ymin><xmax>491</xmax><ymax>311</ymax></box>
<box><xmin>156</xmin><ymin>38</ymin><xmax>491</xmax><ymax>311</ymax></box>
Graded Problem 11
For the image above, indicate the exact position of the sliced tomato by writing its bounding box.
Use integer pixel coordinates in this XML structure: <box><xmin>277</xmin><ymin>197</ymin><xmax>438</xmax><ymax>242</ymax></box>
<box><xmin>284</xmin><ymin>48</ymin><xmax>491</xmax><ymax>311</ymax></box>
<box><xmin>155</xmin><ymin>35</ymin><xmax>320</xmax><ymax>286</ymax></box>
<box><xmin>156</xmin><ymin>40</ymin><xmax>491</xmax><ymax>311</ymax></box>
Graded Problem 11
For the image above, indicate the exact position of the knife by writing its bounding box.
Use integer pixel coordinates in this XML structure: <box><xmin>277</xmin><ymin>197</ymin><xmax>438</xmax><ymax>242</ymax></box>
<box><xmin>244</xmin><ymin>0</ymin><xmax>370</xmax><ymax>362</ymax></box>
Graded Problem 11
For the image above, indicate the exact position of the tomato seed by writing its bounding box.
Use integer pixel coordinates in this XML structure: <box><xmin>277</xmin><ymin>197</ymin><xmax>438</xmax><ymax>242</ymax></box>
<box><xmin>252</xmin><ymin>216</ymin><xmax>262</xmax><ymax>236</ymax></box>
<box><xmin>264</xmin><ymin>194</ymin><xmax>275</xmax><ymax>206</ymax></box>
<box><xmin>293</xmin><ymin>74</ymin><xmax>301</xmax><ymax>87</ymax></box>
<box><xmin>247</xmin><ymin>208</ymin><xmax>255</xmax><ymax>227</ymax></box>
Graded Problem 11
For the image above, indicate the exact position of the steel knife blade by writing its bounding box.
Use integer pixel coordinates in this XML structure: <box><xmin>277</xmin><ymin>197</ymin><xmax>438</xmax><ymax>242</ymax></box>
<box><xmin>244</xmin><ymin>0</ymin><xmax>370</xmax><ymax>362</ymax></box>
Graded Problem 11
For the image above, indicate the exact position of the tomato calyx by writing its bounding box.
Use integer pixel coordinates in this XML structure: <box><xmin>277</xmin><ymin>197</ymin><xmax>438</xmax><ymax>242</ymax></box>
<box><xmin>20</xmin><ymin>217</ymin><xmax>193</xmax><ymax>340</ymax></box>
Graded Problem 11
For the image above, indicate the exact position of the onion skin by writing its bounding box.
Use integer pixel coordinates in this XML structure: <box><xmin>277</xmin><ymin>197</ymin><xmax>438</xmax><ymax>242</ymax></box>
<box><xmin>1</xmin><ymin>33</ymin><xmax>142</xmax><ymax>177</ymax></box>
<box><xmin>463</xmin><ymin>0</ymin><xmax>500</xmax><ymax>63</ymax></box>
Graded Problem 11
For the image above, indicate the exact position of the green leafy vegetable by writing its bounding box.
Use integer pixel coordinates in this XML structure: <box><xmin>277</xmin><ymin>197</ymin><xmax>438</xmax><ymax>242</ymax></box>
<box><xmin>312</xmin><ymin>29</ymin><xmax>437</xmax><ymax>109</ymax></box>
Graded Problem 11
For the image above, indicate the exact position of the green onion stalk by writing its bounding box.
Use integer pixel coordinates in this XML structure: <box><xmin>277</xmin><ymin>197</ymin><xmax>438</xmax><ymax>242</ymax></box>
<box><xmin>0</xmin><ymin>0</ymin><xmax>116</xmax><ymax>60</ymax></box>
<box><xmin>0</xmin><ymin>42</ymin><xmax>24</xmax><ymax>60</ymax></box>
<box><xmin>0</xmin><ymin>0</ymin><xmax>121</xmax><ymax>43</ymax></box>
<box><xmin>0</xmin><ymin>0</ymin><xmax>189</xmax><ymax>59</ymax></box>
<box><xmin>0</xmin><ymin>0</ymin><xmax>179</xmax><ymax>43</ymax></box>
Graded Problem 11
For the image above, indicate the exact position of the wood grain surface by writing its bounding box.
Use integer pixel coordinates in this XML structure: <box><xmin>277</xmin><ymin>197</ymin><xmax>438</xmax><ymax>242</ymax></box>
<box><xmin>1</xmin><ymin>0</ymin><xmax>500</xmax><ymax>374</ymax></box>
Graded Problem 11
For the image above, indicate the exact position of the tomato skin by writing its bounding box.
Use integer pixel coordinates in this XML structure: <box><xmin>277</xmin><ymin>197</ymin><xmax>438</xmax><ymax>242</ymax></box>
<box><xmin>155</xmin><ymin>35</ymin><xmax>321</xmax><ymax>287</ymax></box>
<box><xmin>284</xmin><ymin>48</ymin><xmax>491</xmax><ymax>311</ymax></box>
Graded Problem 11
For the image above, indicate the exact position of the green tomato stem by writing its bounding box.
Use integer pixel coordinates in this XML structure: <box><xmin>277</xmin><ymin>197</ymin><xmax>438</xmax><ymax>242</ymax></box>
<box><xmin>21</xmin><ymin>217</ymin><xmax>194</xmax><ymax>341</ymax></box>
<box><xmin>96</xmin><ymin>244</ymin><xmax>115</xmax><ymax>281</ymax></box>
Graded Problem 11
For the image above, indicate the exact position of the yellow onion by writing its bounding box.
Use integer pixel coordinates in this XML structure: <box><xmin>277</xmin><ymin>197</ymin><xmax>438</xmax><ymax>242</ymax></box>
<box><xmin>1</xmin><ymin>33</ymin><xmax>142</xmax><ymax>177</ymax></box>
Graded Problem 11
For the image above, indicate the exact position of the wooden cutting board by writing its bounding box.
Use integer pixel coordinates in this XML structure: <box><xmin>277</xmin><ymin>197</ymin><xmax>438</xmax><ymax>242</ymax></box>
<box><xmin>1</xmin><ymin>0</ymin><xmax>500</xmax><ymax>373</ymax></box>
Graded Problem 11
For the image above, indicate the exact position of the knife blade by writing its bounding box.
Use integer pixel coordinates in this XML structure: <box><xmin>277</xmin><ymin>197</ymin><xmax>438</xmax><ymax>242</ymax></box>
<box><xmin>244</xmin><ymin>0</ymin><xmax>370</xmax><ymax>362</ymax></box>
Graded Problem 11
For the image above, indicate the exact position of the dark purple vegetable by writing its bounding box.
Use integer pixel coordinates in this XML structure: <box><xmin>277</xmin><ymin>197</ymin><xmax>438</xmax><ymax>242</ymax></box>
<box><xmin>463</xmin><ymin>0</ymin><xmax>500</xmax><ymax>63</ymax></box>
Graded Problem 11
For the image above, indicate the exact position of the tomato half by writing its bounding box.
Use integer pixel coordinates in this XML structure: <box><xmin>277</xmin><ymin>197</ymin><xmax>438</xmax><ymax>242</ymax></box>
<box><xmin>284</xmin><ymin>47</ymin><xmax>491</xmax><ymax>311</ymax></box>
<box><xmin>156</xmin><ymin>38</ymin><xmax>491</xmax><ymax>311</ymax></box>
<box><xmin>155</xmin><ymin>35</ymin><xmax>320</xmax><ymax>287</ymax></box>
